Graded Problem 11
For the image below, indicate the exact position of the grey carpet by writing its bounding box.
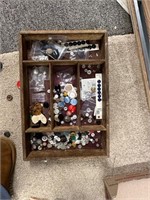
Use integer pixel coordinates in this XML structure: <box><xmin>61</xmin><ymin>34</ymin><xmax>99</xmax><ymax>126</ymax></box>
<box><xmin>0</xmin><ymin>0</ymin><xmax>133</xmax><ymax>54</ymax></box>
<box><xmin>0</xmin><ymin>34</ymin><xmax>149</xmax><ymax>200</ymax></box>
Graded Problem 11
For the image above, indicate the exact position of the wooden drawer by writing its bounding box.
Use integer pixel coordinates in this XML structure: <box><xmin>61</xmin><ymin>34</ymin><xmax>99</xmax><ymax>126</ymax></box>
<box><xmin>19</xmin><ymin>30</ymin><xmax>109</xmax><ymax>160</ymax></box>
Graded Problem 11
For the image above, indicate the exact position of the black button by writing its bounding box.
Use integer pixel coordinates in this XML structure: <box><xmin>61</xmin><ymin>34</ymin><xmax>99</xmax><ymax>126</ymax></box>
<box><xmin>43</xmin><ymin>102</ymin><xmax>49</xmax><ymax>108</ymax></box>
<box><xmin>92</xmin><ymin>44</ymin><xmax>96</xmax><ymax>48</ymax></box>
<box><xmin>64</xmin><ymin>43</ymin><xmax>69</xmax><ymax>47</ymax></box>
<box><xmin>82</xmin><ymin>41</ymin><xmax>85</xmax><ymax>44</ymax></box>
<box><xmin>77</xmin><ymin>41</ymin><xmax>81</xmax><ymax>45</ymax></box>
<box><xmin>4</xmin><ymin>131</ymin><xmax>11</xmax><ymax>138</ymax></box>
<box><xmin>69</xmin><ymin>42</ymin><xmax>73</xmax><ymax>46</ymax></box>
<box><xmin>97</xmin><ymin>80</ymin><xmax>101</xmax><ymax>84</ymax></box>
<box><xmin>73</xmin><ymin>42</ymin><xmax>77</xmax><ymax>45</ymax></box>
<box><xmin>58</xmin><ymin>114</ymin><xmax>64</xmax><ymax>121</ymax></box>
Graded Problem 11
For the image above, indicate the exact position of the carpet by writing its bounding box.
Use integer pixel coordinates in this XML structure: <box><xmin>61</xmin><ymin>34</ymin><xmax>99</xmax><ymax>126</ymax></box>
<box><xmin>0</xmin><ymin>34</ymin><xmax>149</xmax><ymax>200</ymax></box>
<box><xmin>0</xmin><ymin>0</ymin><xmax>133</xmax><ymax>53</ymax></box>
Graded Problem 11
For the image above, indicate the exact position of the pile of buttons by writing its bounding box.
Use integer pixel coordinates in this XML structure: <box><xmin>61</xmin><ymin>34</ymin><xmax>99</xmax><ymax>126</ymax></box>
<box><xmin>30</xmin><ymin>131</ymin><xmax>102</xmax><ymax>150</ymax></box>
<box><xmin>53</xmin><ymin>83</ymin><xmax>78</xmax><ymax>126</ymax></box>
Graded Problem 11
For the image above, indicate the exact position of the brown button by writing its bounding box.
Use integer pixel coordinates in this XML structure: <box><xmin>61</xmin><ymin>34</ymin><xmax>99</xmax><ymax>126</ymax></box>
<box><xmin>7</xmin><ymin>95</ymin><xmax>13</xmax><ymax>101</ymax></box>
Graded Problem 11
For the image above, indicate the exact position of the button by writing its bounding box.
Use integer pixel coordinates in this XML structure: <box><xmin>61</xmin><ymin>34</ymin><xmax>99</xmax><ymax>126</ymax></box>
<box><xmin>73</xmin><ymin>42</ymin><xmax>77</xmax><ymax>45</ymax></box>
<box><xmin>82</xmin><ymin>41</ymin><xmax>86</xmax><ymax>44</ymax></box>
<box><xmin>4</xmin><ymin>131</ymin><xmax>11</xmax><ymax>138</ymax></box>
<box><xmin>64</xmin><ymin>96</ymin><xmax>70</xmax><ymax>104</ymax></box>
<box><xmin>37</xmin><ymin>139</ymin><xmax>42</xmax><ymax>144</ymax></box>
<box><xmin>64</xmin><ymin>84</ymin><xmax>73</xmax><ymax>92</ymax></box>
<box><xmin>58</xmin><ymin>101</ymin><xmax>65</xmax><ymax>107</ymax></box>
<box><xmin>68</xmin><ymin>91</ymin><xmax>77</xmax><ymax>99</ymax></box>
<box><xmin>7</xmin><ymin>95</ymin><xmax>13</xmax><ymax>101</ymax></box>
<box><xmin>64</xmin><ymin>116</ymin><xmax>71</xmax><ymax>123</ymax></box>
<box><xmin>54</xmin><ymin>109</ymin><xmax>59</xmax><ymax>115</ymax></box>
<box><xmin>54</xmin><ymin>114</ymin><xmax>59</xmax><ymax>122</ymax></box>
<box><xmin>47</xmin><ymin>89</ymin><xmax>50</xmax><ymax>93</ymax></box>
<box><xmin>43</xmin><ymin>102</ymin><xmax>49</xmax><ymax>108</ymax></box>
<box><xmin>70</xmin><ymin>99</ymin><xmax>77</xmax><ymax>106</ymax></box>
<box><xmin>66</xmin><ymin>110</ymin><xmax>72</xmax><ymax>116</ymax></box>
<box><xmin>85</xmin><ymin>113</ymin><xmax>89</xmax><ymax>117</ymax></box>
<box><xmin>88</xmin><ymin>118</ymin><xmax>92</xmax><ymax>123</ymax></box>
<box><xmin>47</xmin><ymin>143</ymin><xmax>52</xmax><ymax>148</ymax></box>
<box><xmin>61</xmin><ymin>121</ymin><xmax>65</xmax><ymax>125</ymax></box>
<box><xmin>64</xmin><ymin>43</ymin><xmax>69</xmax><ymax>47</ymax></box>
<box><xmin>77</xmin><ymin>41</ymin><xmax>81</xmax><ymax>45</ymax></box>
<box><xmin>87</xmin><ymin>70</ymin><xmax>91</xmax><ymax>75</ymax></box>
<box><xmin>68</xmin><ymin>105</ymin><xmax>76</xmax><ymax>113</ymax></box>
<box><xmin>42</xmin><ymin>136</ymin><xmax>48</xmax><ymax>142</ymax></box>
<box><xmin>92</xmin><ymin>44</ymin><xmax>96</xmax><ymax>48</ymax></box>
<box><xmin>64</xmin><ymin>107</ymin><xmax>68</xmax><ymax>111</ymax></box>
<box><xmin>32</xmin><ymin>144</ymin><xmax>37</xmax><ymax>150</ymax></box>
<box><xmin>38</xmin><ymin>146</ymin><xmax>42</xmax><ymax>150</ymax></box>
<box><xmin>91</xmin><ymin>132</ymin><xmax>95</xmax><ymax>137</ymax></box>
<box><xmin>97</xmin><ymin>80</ymin><xmax>101</xmax><ymax>83</ymax></box>
<box><xmin>58</xmin><ymin>114</ymin><xmax>64</xmax><ymax>121</ymax></box>
<box><xmin>72</xmin><ymin>114</ymin><xmax>77</xmax><ymax>120</ymax></box>
<box><xmin>42</xmin><ymin>142</ymin><xmax>47</xmax><ymax>146</ymax></box>
<box><xmin>96</xmin><ymin>143</ymin><xmax>100</xmax><ymax>148</ymax></box>
<box><xmin>63</xmin><ymin>91</ymin><xmax>68</xmax><ymax>96</ymax></box>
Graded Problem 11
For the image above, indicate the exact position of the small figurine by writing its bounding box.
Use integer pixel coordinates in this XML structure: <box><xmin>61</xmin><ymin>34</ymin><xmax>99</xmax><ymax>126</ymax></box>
<box><xmin>30</xmin><ymin>102</ymin><xmax>47</xmax><ymax>126</ymax></box>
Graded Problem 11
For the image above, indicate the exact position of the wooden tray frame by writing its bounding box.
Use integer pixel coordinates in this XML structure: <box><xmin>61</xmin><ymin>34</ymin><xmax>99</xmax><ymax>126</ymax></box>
<box><xmin>19</xmin><ymin>30</ymin><xmax>109</xmax><ymax>160</ymax></box>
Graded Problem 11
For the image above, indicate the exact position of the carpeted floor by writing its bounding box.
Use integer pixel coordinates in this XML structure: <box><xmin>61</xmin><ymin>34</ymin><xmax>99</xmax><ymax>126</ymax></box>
<box><xmin>0</xmin><ymin>34</ymin><xmax>150</xmax><ymax>200</ymax></box>
<box><xmin>0</xmin><ymin>0</ymin><xmax>133</xmax><ymax>53</ymax></box>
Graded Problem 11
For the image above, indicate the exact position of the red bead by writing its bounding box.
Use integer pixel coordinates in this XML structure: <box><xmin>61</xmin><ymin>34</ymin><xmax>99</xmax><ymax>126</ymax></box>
<box><xmin>17</xmin><ymin>81</ymin><xmax>21</xmax><ymax>89</ymax></box>
<box><xmin>68</xmin><ymin>105</ymin><xmax>76</xmax><ymax>113</ymax></box>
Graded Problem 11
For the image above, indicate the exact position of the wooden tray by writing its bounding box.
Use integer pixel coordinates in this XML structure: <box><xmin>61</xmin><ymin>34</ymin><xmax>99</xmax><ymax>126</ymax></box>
<box><xmin>19</xmin><ymin>30</ymin><xmax>109</xmax><ymax>160</ymax></box>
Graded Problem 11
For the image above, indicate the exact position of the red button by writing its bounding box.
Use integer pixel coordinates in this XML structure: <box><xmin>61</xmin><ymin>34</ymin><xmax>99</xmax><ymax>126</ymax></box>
<box><xmin>68</xmin><ymin>105</ymin><xmax>76</xmax><ymax>113</ymax></box>
<box><xmin>17</xmin><ymin>81</ymin><xmax>21</xmax><ymax>89</ymax></box>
